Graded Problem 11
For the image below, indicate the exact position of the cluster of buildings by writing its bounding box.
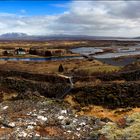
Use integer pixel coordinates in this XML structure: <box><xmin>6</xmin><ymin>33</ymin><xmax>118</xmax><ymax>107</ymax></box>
<box><xmin>2</xmin><ymin>48</ymin><xmax>26</xmax><ymax>56</ymax></box>
<box><xmin>1</xmin><ymin>47</ymin><xmax>66</xmax><ymax>57</ymax></box>
<box><xmin>29</xmin><ymin>47</ymin><xmax>66</xmax><ymax>57</ymax></box>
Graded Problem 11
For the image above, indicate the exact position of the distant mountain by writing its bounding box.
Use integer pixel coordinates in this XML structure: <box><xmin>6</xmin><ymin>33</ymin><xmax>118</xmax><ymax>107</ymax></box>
<box><xmin>0</xmin><ymin>32</ymin><xmax>132</xmax><ymax>41</ymax></box>
<box><xmin>0</xmin><ymin>33</ymin><xmax>28</xmax><ymax>39</ymax></box>
<box><xmin>133</xmin><ymin>36</ymin><xmax>140</xmax><ymax>39</ymax></box>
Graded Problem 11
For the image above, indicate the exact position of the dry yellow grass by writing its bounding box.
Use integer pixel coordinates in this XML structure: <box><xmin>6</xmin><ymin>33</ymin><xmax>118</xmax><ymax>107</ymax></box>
<box><xmin>64</xmin><ymin>95</ymin><xmax>140</xmax><ymax>122</ymax></box>
<box><xmin>0</xmin><ymin>59</ymin><xmax>118</xmax><ymax>74</ymax></box>
<box><xmin>77</xmin><ymin>65</ymin><xmax>121</xmax><ymax>74</ymax></box>
<box><xmin>78</xmin><ymin>105</ymin><xmax>140</xmax><ymax>122</ymax></box>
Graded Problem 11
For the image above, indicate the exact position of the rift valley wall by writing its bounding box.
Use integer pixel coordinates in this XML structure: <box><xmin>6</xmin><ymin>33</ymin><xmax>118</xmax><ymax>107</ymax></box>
<box><xmin>0</xmin><ymin>77</ymin><xmax>70</xmax><ymax>98</ymax></box>
<box><xmin>97</xmin><ymin>69</ymin><xmax>140</xmax><ymax>81</ymax></box>
<box><xmin>0</xmin><ymin>70</ymin><xmax>69</xmax><ymax>83</ymax></box>
<box><xmin>72</xmin><ymin>69</ymin><xmax>140</xmax><ymax>108</ymax></box>
<box><xmin>0</xmin><ymin>70</ymin><xmax>70</xmax><ymax>98</ymax></box>
<box><xmin>72</xmin><ymin>82</ymin><xmax>140</xmax><ymax>109</ymax></box>
<box><xmin>0</xmin><ymin>69</ymin><xmax>140</xmax><ymax>108</ymax></box>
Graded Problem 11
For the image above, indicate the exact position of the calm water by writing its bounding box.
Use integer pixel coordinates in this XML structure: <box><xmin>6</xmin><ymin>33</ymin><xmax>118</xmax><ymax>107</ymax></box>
<box><xmin>70</xmin><ymin>46</ymin><xmax>140</xmax><ymax>66</ymax></box>
<box><xmin>71</xmin><ymin>45</ymin><xmax>140</xmax><ymax>59</ymax></box>
<box><xmin>94</xmin><ymin>51</ymin><xmax>140</xmax><ymax>59</ymax></box>
<box><xmin>71</xmin><ymin>47</ymin><xmax>103</xmax><ymax>55</ymax></box>
<box><xmin>1</xmin><ymin>46</ymin><xmax>140</xmax><ymax>66</ymax></box>
<box><xmin>0</xmin><ymin>56</ymin><xmax>83</xmax><ymax>61</ymax></box>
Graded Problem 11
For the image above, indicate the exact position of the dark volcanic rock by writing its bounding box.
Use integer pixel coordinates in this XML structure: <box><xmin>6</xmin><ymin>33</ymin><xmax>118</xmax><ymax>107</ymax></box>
<box><xmin>0</xmin><ymin>69</ymin><xmax>69</xmax><ymax>83</ymax></box>
<box><xmin>71</xmin><ymin>82</ymin><xmax>140</xmax><ymax>109</ymax></box>
<box><xmin>98</xmin><ymin>69</ymin><xmax>140</xmax><ymax>81</ymax></box>
<box><xmin>0</xmin><ymin>77</ymin><xmax>70</xmax><ymax>98</ymax></box>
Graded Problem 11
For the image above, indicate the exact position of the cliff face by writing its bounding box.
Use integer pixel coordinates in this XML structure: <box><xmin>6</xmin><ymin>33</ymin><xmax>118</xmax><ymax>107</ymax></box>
<box><xmin>0</xmin><ymin>68</ymin><xmax>140</xmax><ymax>109</ymax></box>
<box><xmin>0</xmin><ymin>70</ymin><xmax>71</xmax><ymax>99</ymax></box>
<box><xmin>0</xmin><ymin>70</ymin><xmax>69</xmax><ymax>83</ymax></box>
<box><xmin>72</xmin><ymin>82</ymin><xmax>140</xmax><ymax>109</ymax></box>
<box><xmin>0</xmin><ymin>77</ymin><xmax>70</xmax><ymax>98</ymax></box>
<box><xmin>67</xmin><ymin>69</ymin><xmax>140</xmax><ymax>109</ymax></box>
<box><xmin>97</xmin><ymin>69</ymin><xmax>140</xmax><ymax>81</ymax></box>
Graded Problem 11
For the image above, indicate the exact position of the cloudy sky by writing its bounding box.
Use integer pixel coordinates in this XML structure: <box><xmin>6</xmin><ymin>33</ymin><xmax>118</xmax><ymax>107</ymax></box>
<box><xmin>0</xmin><ymin>0</ymin><xmax>140</xmax><ymax>37</ymax></box>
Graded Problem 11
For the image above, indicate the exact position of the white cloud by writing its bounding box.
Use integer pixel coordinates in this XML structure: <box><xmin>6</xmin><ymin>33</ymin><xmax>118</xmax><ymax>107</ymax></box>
<box><xmin>53</xmin><ymin>1</ymin><xmax>140</xmax><ymax>37</ymax></box>
<box><xmin>0</xmin><ymin>14</ymin><xmax>58</xmax><ymax>35</ymax></box>
<box><xmin>1</xmin><ymin>1</ymin><xmax>140</xmax><ymax>37</ymax></box>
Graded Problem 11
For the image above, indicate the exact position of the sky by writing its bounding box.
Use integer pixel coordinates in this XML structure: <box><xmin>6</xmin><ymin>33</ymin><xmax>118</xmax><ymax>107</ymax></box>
<box><xmin>0</xmin><ymin>0</ymin><xmax>140</xmax><ymax>37</ymax></box>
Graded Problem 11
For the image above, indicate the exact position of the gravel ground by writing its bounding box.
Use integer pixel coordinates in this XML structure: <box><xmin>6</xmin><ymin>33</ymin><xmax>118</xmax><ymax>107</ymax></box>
<box><xmin>0</xmin><ymin>97</ymin><xmax>139</xmax><ymax>139</ymax></box>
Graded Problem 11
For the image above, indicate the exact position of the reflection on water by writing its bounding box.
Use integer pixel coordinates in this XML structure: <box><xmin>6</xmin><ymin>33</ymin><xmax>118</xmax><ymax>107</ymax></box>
<box><xmin>0</xmin><ymin>56</ymin><xmax>83</xmax><ymax>61</ymax></box>
<box><xmin>94</xmin><ymin>51</ymin><xmax>140</xmax><ymax>59</ymax></box>
<box><xmin>117</xmin><ymin>47</ymin><xmax>136</xmax><ymax>53</ymax></box>
<box><xmin>70</xmin><ymin>46</ymin><xmax>140</xmax><ymax>66</ymax></box>
<box><xmin>71</xmin><ymin>45</ymin><xmax>140</xmax><ymax>59</ymax></box>
<box><xmin>71</xmin><ymin>47</ymin><xmax>103</xmax><ymax>55</ymax></box>
<box><xmin>0</xmin><ymin>45</ymin><xmax>140</xmax><ymax>67</ymax></box>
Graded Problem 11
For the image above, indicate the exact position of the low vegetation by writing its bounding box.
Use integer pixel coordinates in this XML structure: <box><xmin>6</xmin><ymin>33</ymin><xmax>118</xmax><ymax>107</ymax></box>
<box><xmin>73</xmin><ymin>65</ymin><xmax>121</xmax><ymax>76</ymax></box>
<box><xmin>0</xmin><ymin>40</ymin><xmax>139</xmax><ymax>139</ymax></box>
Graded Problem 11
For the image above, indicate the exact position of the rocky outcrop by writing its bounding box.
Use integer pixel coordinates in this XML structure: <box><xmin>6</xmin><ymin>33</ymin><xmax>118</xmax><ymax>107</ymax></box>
<box><xmin>72</xmin><ymin>82</ymin><xmax>140</xmax><ymax>109</ymax></box>
<box><xmin>0</xmin><ymin>70</ymin><xmax>69</xmax><ymax>83</ymax></box>
<box><xmin>97</xmin><ymin>69</ymin><xmax>140</xmax><ymax>81</ymax></box>
<box><xmin>0</xmin><ymin>70</ymin><xmax>72</xmax><ymax>98</ymax></box>
<box><xmin>0</xmin><ymin>77</ymin><xmax>70</xmax><ymax>98</ymax></box>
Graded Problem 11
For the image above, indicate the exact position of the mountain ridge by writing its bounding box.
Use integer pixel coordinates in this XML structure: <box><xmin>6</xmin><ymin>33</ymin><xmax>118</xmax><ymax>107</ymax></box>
<box><xmin>0</xmin><ymin>32</ymin><xmax>137</xmax><ymax>41</ymax></box>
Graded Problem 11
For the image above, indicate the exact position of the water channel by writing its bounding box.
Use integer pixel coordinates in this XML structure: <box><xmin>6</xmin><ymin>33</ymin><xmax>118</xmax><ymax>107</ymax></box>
<box><xmin>0</xmin><ymin>45</ymin><xmax>140</xmax><ymax>66</ymax></box>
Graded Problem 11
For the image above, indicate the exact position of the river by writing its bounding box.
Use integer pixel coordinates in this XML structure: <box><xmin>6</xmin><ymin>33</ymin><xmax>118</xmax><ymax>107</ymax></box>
<box><xmin>70</xmin><ymin>46</ymin><xmax>140</xmax><ymax>66</ymax></box>
<box><xmin>0</xmin><ymin>56</ymin><xmax>83</xmax><ymax>61</ymax></box>
<box><xmin>0</xmin><ymin>45</ymin><xmax>140</xmax><ymax>66</ymax></box>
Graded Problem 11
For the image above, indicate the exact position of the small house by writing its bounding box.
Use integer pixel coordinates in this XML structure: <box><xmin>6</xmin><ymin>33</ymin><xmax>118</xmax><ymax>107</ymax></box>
<box><xmin>53</xmin><ymin>49</ymin><xmax>66</xmax><ymax>56</ymax></box>
<box><xmin>3</xmin><ymin>48</ymin><xmax>15</xmax><ymax>56</ymax></box>
<box><xmin>29</xmin><ymin>47</ymin><xmax>66</xmax><ymax>57</ymax></box>
<box><xmin>15</xmin><ymin>48</ymin><xmax>26</xmax><ymax>55</ymax></box>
